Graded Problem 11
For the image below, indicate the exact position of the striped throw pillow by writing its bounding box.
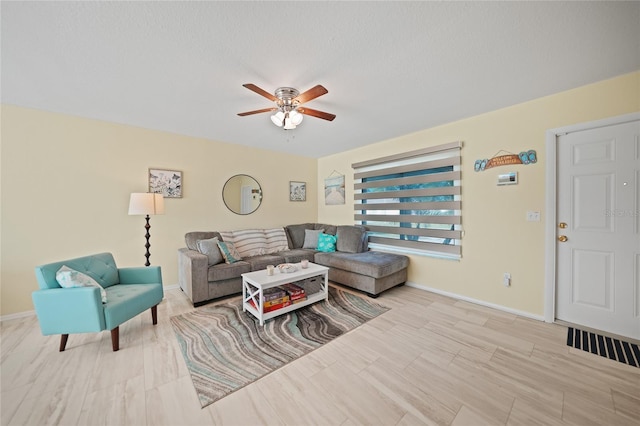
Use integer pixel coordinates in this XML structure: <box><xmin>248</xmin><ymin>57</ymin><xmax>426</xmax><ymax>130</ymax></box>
<box><xmin>265</xmin><ymin>228</ymin><xmax>289</xmax><ymax>253</ymax></box>
<box><xmin>224</xmin><ymin>229</ymin><xmax>267</xmax><ymax>258</ymax></box>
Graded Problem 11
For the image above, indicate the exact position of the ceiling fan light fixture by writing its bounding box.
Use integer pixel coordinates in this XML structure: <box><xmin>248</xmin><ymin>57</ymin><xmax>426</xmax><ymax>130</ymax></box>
<box><xmin>289</xmin><ymin>109</ymin><xmax>303</xmax><ymax>126</ymax></box>
<box><xmin>270</xmin><ymin>111</ymin><xmax>285</xmax><ymax>127</ymax></box>
<box><xmin>239</xmin><ymin>83</ymin><xmax>335</xmax><ymax>129</ymax></box>
<box><xmin>283</xmin><ymin>112</ymin><xmax>296</xmax><ymax>130</ymax></box>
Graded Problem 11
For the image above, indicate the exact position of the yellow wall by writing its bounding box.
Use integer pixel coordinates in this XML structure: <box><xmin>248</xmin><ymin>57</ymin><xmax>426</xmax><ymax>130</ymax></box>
<box><xmin>318</xmin><ymin>71</ymin><xmax>640</xmax><ymax>317</ymax></box>
<box><xmin>2</xmin><ymin>72</ymin><xmax>638</xmax><ymax>318</ymax></box>
<box><xmin>0</xmin><ymin>106</ymin><xmax>317</xmax><ymax>316</ymax></box>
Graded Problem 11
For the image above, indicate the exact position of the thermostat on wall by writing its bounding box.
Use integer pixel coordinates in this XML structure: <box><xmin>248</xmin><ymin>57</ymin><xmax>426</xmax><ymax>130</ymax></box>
<box><xmin>497</xmin><ymin>172</ymin><xmax>518</xmax><ymax>186</ymax></box>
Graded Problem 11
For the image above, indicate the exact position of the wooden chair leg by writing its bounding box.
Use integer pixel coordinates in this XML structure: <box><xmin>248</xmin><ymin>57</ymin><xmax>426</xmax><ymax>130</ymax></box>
<box><xmin>111</xmin><ymin>327</ymin><xmax>119</xmax><ymax>351</ymax></box>
<box><xmin>151</xmin><ymin>305</ymin><xmax>158</xmax><ymax>325</ymax></box>
<box><xmin>59</xmin><ymin>334</ymin><xmax>69</xmax><ymax>352</ymax></box>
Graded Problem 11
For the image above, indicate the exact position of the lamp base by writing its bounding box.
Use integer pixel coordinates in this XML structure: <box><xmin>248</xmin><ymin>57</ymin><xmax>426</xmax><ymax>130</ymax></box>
<box><xmin>144</xmin><ymin>215</ymin><xmax>151</xmax><ymax>267</ymax></box>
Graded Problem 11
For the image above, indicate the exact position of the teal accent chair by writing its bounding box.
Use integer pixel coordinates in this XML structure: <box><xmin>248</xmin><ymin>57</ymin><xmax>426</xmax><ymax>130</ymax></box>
<box><xmin>33</xmin><ymin>252</ymin><xmax>163</xmax><ymax>352</ymax></box>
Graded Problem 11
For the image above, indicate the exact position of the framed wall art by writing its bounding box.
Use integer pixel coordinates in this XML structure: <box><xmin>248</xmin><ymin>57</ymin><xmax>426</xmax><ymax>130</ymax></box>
<box><xmin>289</xmin><ymin>181</ymin><xmax>306</xmax><ymax>201</ymax></box>
<box><xmin>324</xmin><ymin>172</ymin><xmax>345</xmax><ymax>205</ymax></box>
<box><xmin>149</xmin><ymin>168</ymin><xmax>182</xmax><ymax>198</ymax></box>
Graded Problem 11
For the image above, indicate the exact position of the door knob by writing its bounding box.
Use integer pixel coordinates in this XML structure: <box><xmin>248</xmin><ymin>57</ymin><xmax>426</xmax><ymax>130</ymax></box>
<box><xmin>558</xmin><ymin>235</ymin><xmax>568</xmax><ymax>242</ymax></box>
<box><xmin>559</xmin><ymin>222</ymin><xmax>567</xmax><ymax>229</ymax></box>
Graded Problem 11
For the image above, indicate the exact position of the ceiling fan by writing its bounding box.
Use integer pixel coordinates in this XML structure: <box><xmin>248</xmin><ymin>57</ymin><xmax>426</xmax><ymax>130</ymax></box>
<box><xmin>237</xmin><ymin>83</ymin><xmax>336</xmax><ymax>130</ymax></box>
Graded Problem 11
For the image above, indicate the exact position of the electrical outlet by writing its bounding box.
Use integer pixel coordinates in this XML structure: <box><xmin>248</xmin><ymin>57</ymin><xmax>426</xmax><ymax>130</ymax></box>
<box><xmin>503</xmin><ymin>273</ymin><xmax>511</xmax><ymax>287</ymax></box>
<box><xmin>526</xmin><ymin>211</ymin><xmax>541</xmax><ymax>221</ymax></box>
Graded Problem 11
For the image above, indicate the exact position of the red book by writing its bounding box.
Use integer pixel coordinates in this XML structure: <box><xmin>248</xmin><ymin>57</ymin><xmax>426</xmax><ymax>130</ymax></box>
<box><xmin>263</xmin><ymin>300</ymin><xmax>291</xmax><ymax>313</ymax></box>
<box><xmin>264</xmin><ymin>295</ymin><xmax>290</xmax><ymax>308</ymax></box>
<box><xmin>280</xmin><ymin>283</ymin><xmax>305</xmax><ymax>297</ymax></box>
<box><xmin>248</xmin><ymin>298</ymin><xmax>293</xmax><ymax>313</ymax></box>
<box><xmin>290</xmin><ymin>293</ymin><xmax>307</xmax><ymax>302</ymax></box>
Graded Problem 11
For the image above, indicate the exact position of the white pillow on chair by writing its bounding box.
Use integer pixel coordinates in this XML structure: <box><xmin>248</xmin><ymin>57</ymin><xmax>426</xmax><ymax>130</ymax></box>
<box><xmin>56</xmin><ymin>265</ymin><xmax>107</xmax><ymax>303</ymax></box>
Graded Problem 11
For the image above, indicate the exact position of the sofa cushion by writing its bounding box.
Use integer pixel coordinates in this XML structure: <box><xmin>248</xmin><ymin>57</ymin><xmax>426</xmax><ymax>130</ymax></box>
<box><xmin>317</xmin><ymin>233</ymin><xmax>337</xmax><ymax>252</ymax></box>
<box><xmin>245</xmin><ymin>254</ymin><xmax>285</xmax><ymax>271</ymax></box>
<box><xmin>217</xmin><ymin>241</ymin><xmax>243</xmax><ymax>264</ymax></box>
<box><xmin>281</xmin><ymin>249</ymin><xmax>316</xmax><ymax>263</ymax></box>
<box><xmin>314</xmin><ymin>223</ymin><xmax>337</xmax><ymax>235</ymax></box>
<box><xmin>285</xmin><ymin>223</ymin><xmax>314</xmax><ymax>249</ymax></box>
<box><xmin>208</xmin><ymin>261</ymin><xmax>251</xmax><ymax>282</ymax></box>
<box><xmin>36</xmin><ymin>252</ymin><xmax>121</xmax><ymax>290</ymax></box>
<box><xmin>336</xmin><ymin>225</ymin><xmax>368</xmax><ymax>253</ymax></box>
<box><xmin>185</xmin><ymin>232</ymin><xmax>222</xmax><ymax>251</ymax></box>
<box><xmin>196</xmin><ymin>237</ymin><xmax>224</xmax><ymax>265</ymax></box>
<box><xmin>303</xmin><ymin>229</ymin><xmax>324</xmax><ymax>249</ymax></box>
<box><xmin>56</xmin><ymin>265</ymin><xmax>107</xmax><ymax>303</ymax></box>
<box><xmin>265</xmin><ymin>228</ymin><xmax>289</xmax><ymax>254</ymax></box>
<box><xmin>103</xmin><ymin>283</ymin><xmax>163</xmax><ymax>330</ymax></box>
<box><xmin>314</xmin><ymin>251</ymin><xmax>409</xmax><ymax>279</ymax></box>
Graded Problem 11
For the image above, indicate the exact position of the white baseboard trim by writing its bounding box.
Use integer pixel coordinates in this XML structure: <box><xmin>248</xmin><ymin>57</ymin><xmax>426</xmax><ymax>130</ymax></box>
<box><xmin>0</xmin><ymin>310</ymin><xmax>36</xmax><ymax>322</ymax></box>
<box><xmin>405</xmin><ymin>281</ymin><xmax>545</xmax><ymax>322</ymax></box>
<box><xmin>1</xmin><ymin>284</ymin><xmax>181</xmax><ymax>322</ymax></box>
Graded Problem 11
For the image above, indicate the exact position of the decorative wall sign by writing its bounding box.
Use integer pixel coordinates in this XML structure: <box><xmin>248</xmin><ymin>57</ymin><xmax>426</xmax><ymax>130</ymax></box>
<box><xmin>289</xmin><ymin>181</ymin><xmax>306</xmax><ymax>201</ymax></box>
<box><xmin>324</xmin><ymin>171</ymin><xmax>345</xmax><ymax>205</ymax></box>
<box><xmin>149</xmin><ymin>168</ymin><xmax>182</xmax><ymax>197</ymax></box>
<box><xmin>474</xmin><ymin>150</ymin><xmax>537</xmax><ymax>172</ymax></box>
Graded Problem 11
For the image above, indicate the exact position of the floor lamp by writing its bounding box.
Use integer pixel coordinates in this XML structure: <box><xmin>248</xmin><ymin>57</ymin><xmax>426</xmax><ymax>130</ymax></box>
<box><xmin>128</xmin><ymin>193</ymin><xmax>165</xmax><ymax>266</ymax></box>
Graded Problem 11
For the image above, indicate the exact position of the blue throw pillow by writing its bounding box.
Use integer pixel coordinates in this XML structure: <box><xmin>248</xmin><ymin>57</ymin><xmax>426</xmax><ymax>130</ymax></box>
<box><xmin>217</xmin><ymin>240</ymin><xmax>243</xmax><ymax>264</ymax></box>
<box><xmin>316</xmin><ymin>233</ymin><xmax>337</xmax><ymax>252</ymax></box>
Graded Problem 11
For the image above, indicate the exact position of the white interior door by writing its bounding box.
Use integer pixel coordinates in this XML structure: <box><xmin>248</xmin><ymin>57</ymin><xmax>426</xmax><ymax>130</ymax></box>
<box><xmin>240</xmin><ymin>185</ymin><xmax>252</xmax><ymax>214</ymax></box>
<box><xmin>556</xmin><ymin>120</ymin><xmax>640</xmax><ymax>339</ymax></box>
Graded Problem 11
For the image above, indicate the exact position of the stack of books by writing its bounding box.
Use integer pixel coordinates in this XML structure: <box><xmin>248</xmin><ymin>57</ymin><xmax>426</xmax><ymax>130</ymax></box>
<box><xmin>280</xmin><ymin>283</ymin><xmax>307</xmax><ymax>304</ymax></box>
<box><xmin>261</xmin><ymin>287</ymin><xmax>291</xmax><ymax>313</ymax></box>
<box><xmin>247</xmin><ymin>283</ymin><xmax>307</xmax><ymax>313</ymax></box>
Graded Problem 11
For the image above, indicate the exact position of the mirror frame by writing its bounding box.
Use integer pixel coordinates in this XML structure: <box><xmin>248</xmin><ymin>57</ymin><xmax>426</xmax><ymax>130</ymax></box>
<box><xmin>222</xmin><ymin>174</ymin><xmax>263</xmax><ymax>215</ymax></box>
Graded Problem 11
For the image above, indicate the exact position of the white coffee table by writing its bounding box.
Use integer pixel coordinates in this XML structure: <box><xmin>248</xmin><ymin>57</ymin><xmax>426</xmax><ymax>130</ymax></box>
<box><xmin>241</xmin><ymin>262</ymin><xmax>329</xmax><ymax>325</ymax></box>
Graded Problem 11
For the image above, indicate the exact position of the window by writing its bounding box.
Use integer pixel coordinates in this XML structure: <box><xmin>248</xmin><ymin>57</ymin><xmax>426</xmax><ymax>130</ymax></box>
<box><xmin>352</xmin><ymin>141</ymin><xmax>462</xmax><ymax>259</ymax></box>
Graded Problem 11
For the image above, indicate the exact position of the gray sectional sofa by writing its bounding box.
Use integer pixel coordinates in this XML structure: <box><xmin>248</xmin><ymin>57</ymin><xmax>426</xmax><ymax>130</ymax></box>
<box><xmin>177</xmin><ymin>223</ymin><xmax>409</xmax><ymax>306</ymax></box>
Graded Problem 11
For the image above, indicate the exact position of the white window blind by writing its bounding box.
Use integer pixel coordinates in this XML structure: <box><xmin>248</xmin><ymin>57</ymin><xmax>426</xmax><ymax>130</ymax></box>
<box><xmin>352</xmin><ymin>141</ymin><xmax>462</xmax><ymax>258</ymax></box>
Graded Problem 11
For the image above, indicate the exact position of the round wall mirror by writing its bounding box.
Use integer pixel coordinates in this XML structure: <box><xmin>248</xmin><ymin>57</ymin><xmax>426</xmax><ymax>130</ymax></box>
<box><xmin>222</xmin><ymin>174</ymin><xmax>262</xmax><ymax>215</ymax></box>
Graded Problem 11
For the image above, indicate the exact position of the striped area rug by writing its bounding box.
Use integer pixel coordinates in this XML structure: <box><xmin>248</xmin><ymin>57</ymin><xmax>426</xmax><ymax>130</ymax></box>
<box><xmin>171</xmin><ymin>287</ymin><xmax>389</xmax><ymax>408</ymax></box>
<box><xmin>567</xmin><ymin>327</ymin><xmax>640</xmax><ymax>368</ymax></box>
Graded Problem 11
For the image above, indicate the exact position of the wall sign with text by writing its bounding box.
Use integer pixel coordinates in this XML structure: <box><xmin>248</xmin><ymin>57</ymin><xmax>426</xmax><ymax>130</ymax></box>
<box><xmin>474</xmin><ymin>150</ymin><xmax>537</xmax><ymax>172</ymax></box>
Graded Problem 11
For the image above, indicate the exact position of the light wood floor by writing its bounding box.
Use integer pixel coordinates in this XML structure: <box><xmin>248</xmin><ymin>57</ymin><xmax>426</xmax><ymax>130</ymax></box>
<box><xmin>2</xmin><ymin>284</ymin><xmax>639</xmax><ymax>426</ymax></box>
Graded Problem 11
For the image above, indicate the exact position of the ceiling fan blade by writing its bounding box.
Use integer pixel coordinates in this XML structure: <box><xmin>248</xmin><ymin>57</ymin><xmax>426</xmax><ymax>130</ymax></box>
<box><xmin>237</xmin><ymin>107</ymin><xmax>277</xmax><ymax>116</ymax></box>
<box><xmin>298</xmin><ymin>107</ymin><xmax>336</xmax><ymax>121</ymax></box>
<box><xmin>294</xmin><ymin>85</ymin><xmax>328</xmax><ymax>104</ymax></box>
<box><xmin>242</xmin><ymin>84</ymin><xmax>278</xmax><ymax>102</ymax></box>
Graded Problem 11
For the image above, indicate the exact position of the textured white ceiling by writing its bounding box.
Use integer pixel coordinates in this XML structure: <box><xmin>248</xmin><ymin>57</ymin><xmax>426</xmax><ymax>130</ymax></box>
<box><xmin>2</xmin><ymin>1</ymin><xmax>639</xmax><ymax>158</ymax></box>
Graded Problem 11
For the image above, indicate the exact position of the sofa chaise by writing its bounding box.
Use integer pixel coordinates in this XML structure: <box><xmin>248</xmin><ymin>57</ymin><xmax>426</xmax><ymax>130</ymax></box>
<box><xmin>177</xmin><ymin>223</ymin><xmax>409</xmax><ymax>306</ymax></box>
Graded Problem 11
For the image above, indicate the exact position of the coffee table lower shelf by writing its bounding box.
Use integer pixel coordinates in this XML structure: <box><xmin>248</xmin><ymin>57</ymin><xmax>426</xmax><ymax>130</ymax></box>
<box><xmin>241</xmin><ymin>263</ymin><xmax>329</xmax><ymax>326</ymax></box>
<box><xmin>243</xmin><ymin>291</ymin><xmax>327</xmax><ymax>325</ymax></box>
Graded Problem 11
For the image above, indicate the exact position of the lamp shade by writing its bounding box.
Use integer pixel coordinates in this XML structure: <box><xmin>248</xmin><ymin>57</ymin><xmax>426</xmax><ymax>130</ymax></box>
<box><xmin>270</xmin><ymin>111</ymin><xmax>285</xmax><ymax>127</ymax></box>
<box><xmin>128</xmin><ymin>193</ymin><xmax>165</xmax><ymax>215</ymax></box>
<box><xmin>289</xmin><ymin>110</ymin><xmax>303</xmax><ymax>125</ymax></box>
<box><xmin>283</xmin><ymin>112</ymin><xmax>296</xmax><ymax>130</ymax></box>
